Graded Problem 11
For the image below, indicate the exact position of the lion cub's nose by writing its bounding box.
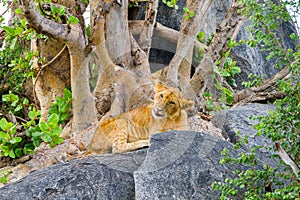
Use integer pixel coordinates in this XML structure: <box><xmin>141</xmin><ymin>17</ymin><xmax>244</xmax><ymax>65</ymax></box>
<box><xmin>156</xmin><ymin>107</ymin><xmax>163</xmax><ymax>112</ymax></box>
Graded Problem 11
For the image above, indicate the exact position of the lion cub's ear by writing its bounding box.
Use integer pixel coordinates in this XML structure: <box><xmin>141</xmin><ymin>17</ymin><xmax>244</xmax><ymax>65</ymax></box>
<box><xmin>181</xmin><ymin>98</ymin><xmax>194</xmax><ymax>110</ymax></box>
<box><xmin>155</xmin><ymin>82</ymin><xmax>169</xmax><ymax>93</ymax></box>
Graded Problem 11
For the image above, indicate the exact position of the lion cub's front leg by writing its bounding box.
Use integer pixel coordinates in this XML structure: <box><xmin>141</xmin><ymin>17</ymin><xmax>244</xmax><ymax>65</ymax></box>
<box><xmin>112</xmin><ymin>132</ymin><xmax>150</xmax><ymax>154</ymax></box>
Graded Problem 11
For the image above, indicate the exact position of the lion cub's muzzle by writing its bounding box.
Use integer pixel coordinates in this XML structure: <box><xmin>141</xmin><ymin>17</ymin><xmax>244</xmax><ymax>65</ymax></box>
<box><xmin>152</xmin><ymin>107</ymin><xmax>166</xmax><ymax>118</ymax></box>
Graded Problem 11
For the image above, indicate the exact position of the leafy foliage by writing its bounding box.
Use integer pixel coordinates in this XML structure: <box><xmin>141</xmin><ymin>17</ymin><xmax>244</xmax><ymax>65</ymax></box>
<box><xmin>0</xmin><ymin>88</ymin><xmax>71</xmax><ymax>158</ymax></box>
<box><xmin>242</xmin><ymin>73</ymin><xmax>266</xmax><ymax>88</ymax></box>
<box><xmin>183</xmin><ymin>7</ymin><xmax>195</xmax><ymax>20</ymax></box>
<box><xmin>48</xmin><ymin>88</ymin><xmax>72</xmax><ymax>125</ymax></box>
<box><xmin>215</xmin><ymin>38</ymin><xmax>242</xmax><ymax>89</ymax></box>
<box><xmin>0</xmin><ymin>18</ymin><xmax>40</xmax><ymax>95</ymax></box>
<box><xmin>128</xmin><ymin>1</ymin><xmax>139</xmax><ymax>8</ymax></box>
<box><xmin>0</xmin><ymin>169</ymin><xmax>11</xmax><ymax>184</ymax></box>
<box><xmin>36</xmin><ymin>0</ymin><xmax>80</xmax><ymax>24</ymax></box>
<box><xmin>210</xmin><ymin>39</ymin><xmax>242</xmax><ymax>109</ymax></box>
<box><xmin>162</xmin><ymin>0</ymin><xmax>178</xmax><ymax>10</ymax></box>
<box><xmin>0</xmin><ymin>2</ymin><xmax>75</xmax><ymax>159</ymax></box>
<box><xmin>213</xmin><ymin>0</ymin><xmax>300</xmax><ymax>199</ymax></box>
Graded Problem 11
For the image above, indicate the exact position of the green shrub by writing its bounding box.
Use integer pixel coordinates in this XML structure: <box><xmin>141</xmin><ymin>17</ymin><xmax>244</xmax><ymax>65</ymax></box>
<box><xmin>0</xmin><ymin>89</ymin><xmax>71</xmax><ymax>159</ymax></box>
<box><xmin>212</xmin><ymin>0</ymin><xmax>300</xmax><ymax>199</ymax></box>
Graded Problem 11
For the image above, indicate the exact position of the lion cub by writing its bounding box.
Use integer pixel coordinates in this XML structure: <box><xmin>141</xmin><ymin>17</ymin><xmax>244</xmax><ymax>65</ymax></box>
<box><xmin>87</xmin><ymin>82</ymin><xmax>194</xmax><ymax>154</ymax></box>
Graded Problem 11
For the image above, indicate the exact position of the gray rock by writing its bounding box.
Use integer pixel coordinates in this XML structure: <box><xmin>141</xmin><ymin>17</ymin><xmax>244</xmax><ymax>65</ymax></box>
<box><xmin>212</xmin><ymin>103</ymin><xmax>275</xmax><ymax>146</ymax></box>
<box><xmin>134</xmin><ymin>131</ymin><xmax>245</xmax><ymax>200</ymax></box>
<box><xmin>212</xmin><ymin>103</ymin><xmax>277</xmax><ymax>165</ymax></box>
<box><xmin>231</xmin><ymin>19</ymin><xmax>298</xmax><ymax>89</ymax></box>
<box><xmin>0</xmin><ymin>150</ymin><xmax>146</xmax><ymax>200</ymax></box>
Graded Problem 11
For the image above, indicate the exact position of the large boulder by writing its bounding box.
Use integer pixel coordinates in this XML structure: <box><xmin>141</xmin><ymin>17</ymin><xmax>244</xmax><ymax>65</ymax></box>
<box><xmin>134</xmin><ymin>131</ymin><xmax>245</xmax><ymax>200</ymax></box>
<box><xmin>212</xmin><ymin>103</ymin><xmax>275</xmax><ymax>148</ymax></box>
<box><xmin>0</xmin><ymin>150</ymin><xmax>146</xmax><ymax>200</ymax></box>
<box><xmin>212</xmin><ymin>103</ymin><xmax>277</xmax><ymax>165</ymax></box>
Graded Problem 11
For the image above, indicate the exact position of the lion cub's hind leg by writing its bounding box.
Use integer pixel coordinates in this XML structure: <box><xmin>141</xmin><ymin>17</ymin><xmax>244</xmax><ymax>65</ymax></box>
<box><xmin>112</xmin><ymin>131</ymin><xmax>150</xmax><ymax>154</ymax></box>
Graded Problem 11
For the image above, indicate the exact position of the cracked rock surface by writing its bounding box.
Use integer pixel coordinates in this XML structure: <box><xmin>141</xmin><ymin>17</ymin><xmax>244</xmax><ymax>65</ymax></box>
<box><xmin>0</xmin><ymin>150</ymin><xmax>146</xmax><ymax>200</ymax></box>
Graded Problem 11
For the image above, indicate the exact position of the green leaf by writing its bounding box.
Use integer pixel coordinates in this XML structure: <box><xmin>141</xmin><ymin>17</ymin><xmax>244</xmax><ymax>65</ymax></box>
<box><xmin>15</xmin><ymin>148</ymin><xmax>23</xmax><ymax>157</ymax></box>
<box><xmin>50</xmin><ymin>5</ymin><xmax>59</xmax><ymax>14</ymax></box>
<box><xmin>189</xmin><ymin>11</ymin><xmax>195</xmax><ymax>18</ymax></box>
<box><xmin>58</xmin><ymin>7</ymin><xmax>65</xmax><ymax>16</ymax></box>
<box><xmin>9</xmin><ymin>125</ymin><xmax>17</xmax><ymax>135</ymax></box>
<box><xmin>59</xmin><ymin>102</ymin><xmax>69</xmax><ymax>113</ymax></box>
<box><xmin>10</xmin><ymin>37</ymin><xmax>18</xmax><ymax>50</ymax></box>
<box><xmin>9</xmin><ymin>136</ymin><xmax>22</xmax><ymax>144</ymax></box>
<box><xmin>0</xmin><ymin>118</ymin><xmax>10</xmax><ymax>131</ymax></box>
<box><xmin>32</xmin><ymin>138</ymin><xmax>41</xmax><ymax>147</ymax></box>
<box><xmin>14</xmin><ymin>104</ymin><xmax>23</xmax><ymax>112</ymax></box>
<box><xmin>52</xmin><ymin>136</ymin><xmax>64</xmax><ymax>145</ymax></box>
<box><xmin>183</xmin><ymin>7</ymin><xmax>189</xmax><ymax>13</ymax></box>
<box><xmin>20</xmin><ymin>19</ymin><xmax>27</xmax><ymax>27</ymax></box>
<box><xmin>23</xmin><ymin>98</ymin><xmax>29</xmax><ymax>105</ymax></box>
<box><xmin>14</xmin><ymin>27</ymin><xmax>24</xmax><ymax>37</ymax></box>
<box><xmin>47</xmin><ymin>114</ymin><xmax>59</xmax><ymax>127</ymax></box>
<box><xmin>1</xmin><ymin>26</ymin><xmax>15</xmax><ymax>36</ymax></box>
<box><xmin>8</xmin><ymin>149</ymin><xmax>15</xmax><ymax>159</ymax></box>
<box><xmin>232</xmin><ymin>66</ymin><xmax>241</xmax><ymax>74</ymax></box>
<box><xmin>59</xmin><ymin>113</ymin><xmax>69</xmax><ymax>122</ymax></box>
<box><xmin>221</xmin><ymin>70</ymin><xmax>230</xmax><ymax>77</ymax></box>
<box><xmin>0</xmin><ymin>131</ymin><xmax>10</xmax><ymax>141</ymax></box>
<box><xmin>49</xmin><ymin>126</ymin><xmax>62</xmax><ymax>136</ymax></box>
<box><xmin>41</xmin><ymin>134</ymin><xmax>52</xmax><ymax>143</ymax></box>
<box><xmin>39</xmin><ymin>121</ymin><xmax>50</xmax><ymax>133</ymax></box>
<box><xmin>32</xmin><ymin>131</ymin><xmax>43</xmax><ymax>137</ymax></box>
<box><xmin>86</xmin><ymin>24</ymin><xmax>91</xmax><ymax>38</ymax></box>
<box><xmin>23</xmin><ymin>143</ymin><xmax>35</xmax><ymax>155</ymax></box>
<box><xmin>203</xmin><ymin>92</ymin><xmax>212</xmax><ymax>98</ymax></box>
<box><xmin>64</xmin><ymin>88</ymin><xmax>72</xmax><ymax>100</ymax></box>
<box><xmin>15</xmin><ymin>8</ymin><xmax>23</xmax><ymax>14</ymax></box>
<box><xmin>67</xmin><ymin>16</ymin><xmax>79</xmax><ymax>24</ymax></box>
<box><xmin>0</xmin><ymin>145</ymin><xmax>9</xmax><ymax>152</ymax></box>
<box><xmin>2</xmin><ymin>94</ymin><xmax>10</xmax><ymax>102</ymax></box>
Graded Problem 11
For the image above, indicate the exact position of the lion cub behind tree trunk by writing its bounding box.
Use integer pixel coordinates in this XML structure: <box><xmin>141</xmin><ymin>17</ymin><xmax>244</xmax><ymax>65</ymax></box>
<box><xmin>86</xmin><ymin>82</ymin><xmax>194</xmax><ymax>155</ymax></box>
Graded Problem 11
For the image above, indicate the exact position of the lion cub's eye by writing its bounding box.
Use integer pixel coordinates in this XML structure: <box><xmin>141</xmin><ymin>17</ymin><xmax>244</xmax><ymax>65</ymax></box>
<box><xmin>168</xmin><ymin>101</ymin><xmax>175</xmax><ymax>105</ymax></box>
<box><xmin>160</xmin><ymin>94</ymin><xmax>164</xmax><ymax>98</ymax></box>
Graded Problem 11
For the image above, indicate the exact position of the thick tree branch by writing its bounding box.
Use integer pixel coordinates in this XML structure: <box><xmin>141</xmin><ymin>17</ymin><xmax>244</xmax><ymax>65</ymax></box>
<box><xmin>253</xmin><ymin>66</ymin><xmax>290</xmax><ymax>93</ymax></box>
<box><xmin>166</xmin><ymin>0</ymin><xmax>213</xmax><ymax>85</ymax></box>
<box><xmin>129</xmin><ymin>20</ymin><xmax>207</xmax><ymax>52</ymax></box>
<box><xmin>190</xmin><ymin>0</ymin><xmax>245</xmax><ymax>95</ymax></box>
<box><xmin>275</xmin><ymin>142</ymin><xmax>300</xmax><ymax>177</ymax></box>
<box><xmin>234</xmin><ymin>62</ymin><xmax>294</xmax><ymax>105</ymax></box>
<box><xmin>20</xmin><ymin>0</ymin><xmax>85</xmax><ymax>47</ymax></box>
<box><xmin>138</xmin><ymin>0</ymin><xmax>159</xmax><ymax>56</ymax></box>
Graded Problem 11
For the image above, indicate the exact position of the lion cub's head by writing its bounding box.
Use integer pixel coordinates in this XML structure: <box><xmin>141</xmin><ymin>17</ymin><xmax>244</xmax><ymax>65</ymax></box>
<box><xmin>152</xmin><ymin>82</ymin><xmax>194</xmax><ymax>119</ymax></box>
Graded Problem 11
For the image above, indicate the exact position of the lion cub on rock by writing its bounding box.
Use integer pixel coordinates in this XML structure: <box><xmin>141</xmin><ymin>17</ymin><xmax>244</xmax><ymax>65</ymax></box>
<box><xmin>87</xmin><ymin>82</ymin><xmax>194</xmax><ymax>155</ymax></box>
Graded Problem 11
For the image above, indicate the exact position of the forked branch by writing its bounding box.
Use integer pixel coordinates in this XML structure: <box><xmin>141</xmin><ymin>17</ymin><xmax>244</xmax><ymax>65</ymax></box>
<box><xmin>275</xmin><ymin>142</ymin><xmax>300</xmax><ymax>177</ymax></box>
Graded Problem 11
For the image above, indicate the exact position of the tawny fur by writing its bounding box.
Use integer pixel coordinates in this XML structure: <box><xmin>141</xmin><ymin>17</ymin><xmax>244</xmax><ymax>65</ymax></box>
<box><xmin>86</xmin><ymin>82</ymin><xmax>194</xmax><ymax>154</ymax></box>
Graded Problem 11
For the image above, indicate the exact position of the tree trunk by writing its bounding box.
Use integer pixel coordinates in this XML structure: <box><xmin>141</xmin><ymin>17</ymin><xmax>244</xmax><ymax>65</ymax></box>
<box><xmin>138</xmin><ymin>0</ymin><xmax>159</xmax><ymax>56</ymax></box>
<box><xmin>91</xmin><ymin>0</ymin><xmax>153</xmax><ymax>119</ymax></box>
<box><xmin>20</xmin><ymin>0</ymin><xmax>97</xmax><ymax>132</ymax></box>
<box><xmin>69</xmin><ymin>45</ymin><xmax>97</xmax><ymax>132</ymax></box>
<box><xmin>31</xmin><ymin>38</ymin><xmax>70</xmax><ymax>119</ymax></box>
<box><xmin>166</xmin><ymin>0</ymin><xmax>213</xmax><ymax>88</ymax></box>
<box><xmin>190</xmin><ymin>0</ymin><xmax>245</xmax><ymax>97</ymax></box>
